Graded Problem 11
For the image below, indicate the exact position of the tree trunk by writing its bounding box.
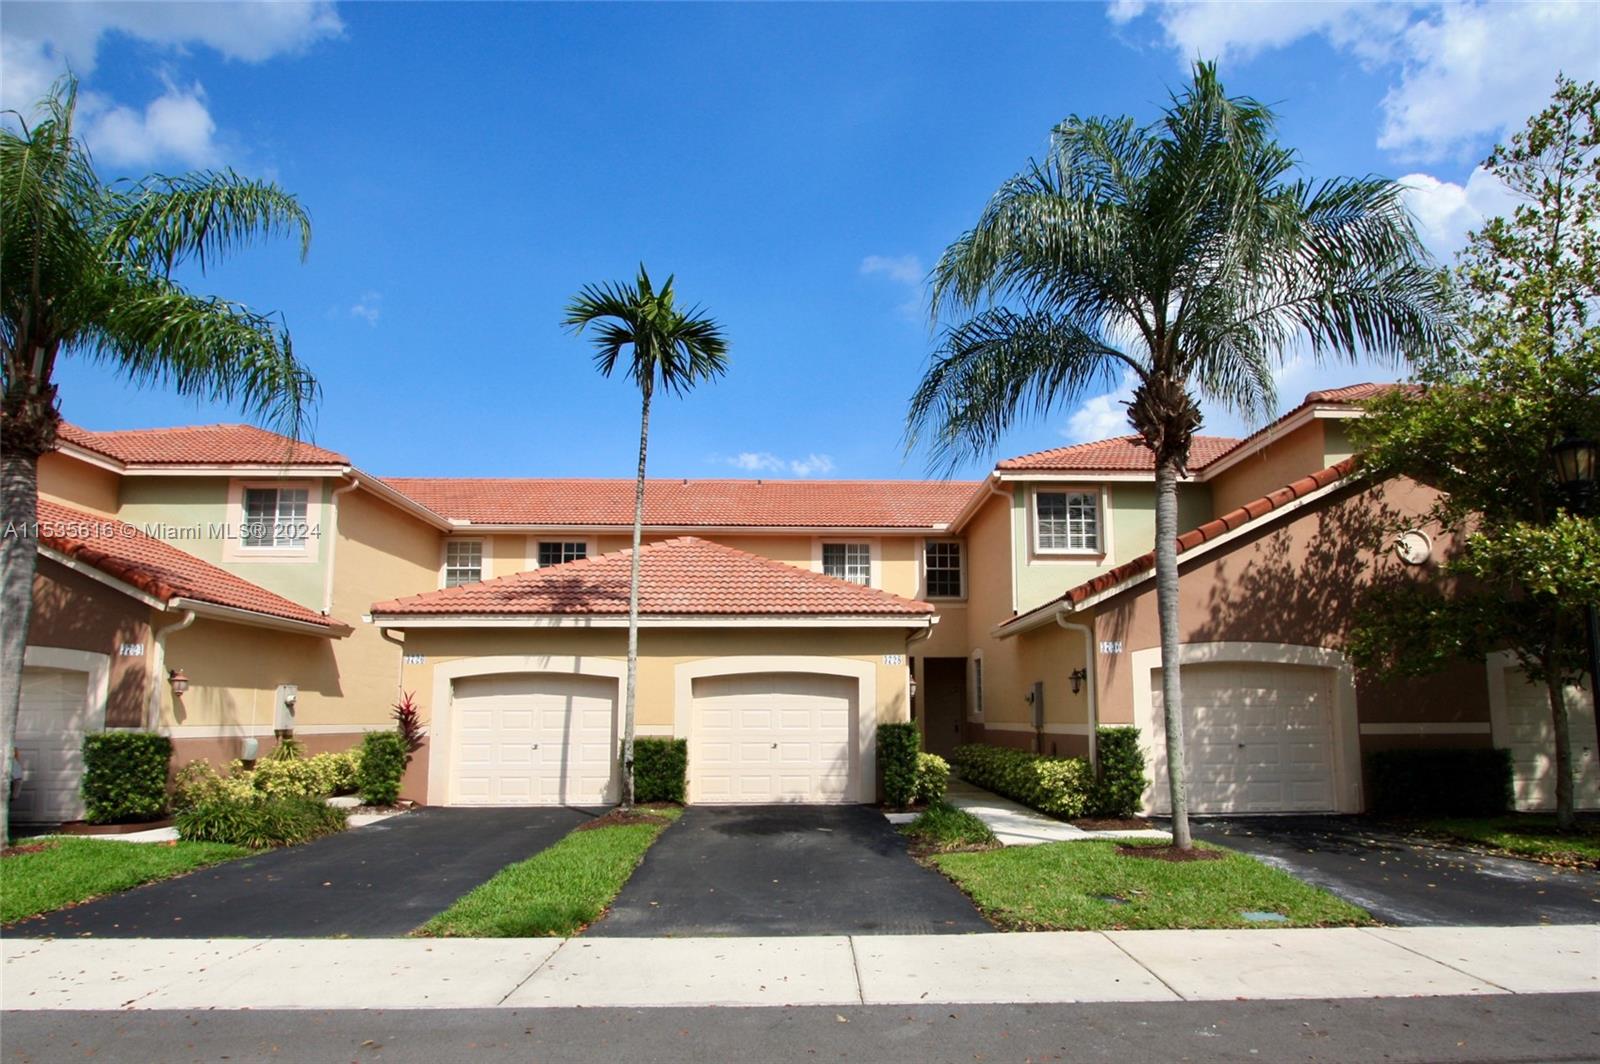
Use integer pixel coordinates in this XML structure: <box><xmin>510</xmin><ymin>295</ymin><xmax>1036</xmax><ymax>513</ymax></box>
<box><xmin>1545</xmin><ymin>660</ymin><xmax>1575</xmax><ymax>833</ymax></box>
<box><xmin>1154</xmin><ymin>456</ymin><xmax>1192</xmax><ymax>849</ymax></box>
<box><xmin>621</xmin><ymin>380</ymin><xmax>652</xmax><ymax>810</ymax></box>
<box><xmin>0</xmin><ymin>448</ymin><xmax>42</xmax><ymax>844</ymax></box>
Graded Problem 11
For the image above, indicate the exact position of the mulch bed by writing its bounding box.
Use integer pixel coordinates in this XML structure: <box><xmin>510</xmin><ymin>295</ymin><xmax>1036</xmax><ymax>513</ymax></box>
<box><xmin>1</xmin><ymin>841</ymin><xmax>57</xmax><ymax>858</ymax></box>
<box><xmin>1116</xmin><ymin>844</ymin><xmax>1225</xmax><ymax>862</ymax></box>
<box><xmin>58</xmin><ymin>818</ymin><xmax>175</xmax><ymax>836</ymax></box>
<box><xmin>1072</xmin><ymin>817</ymin><xmax>1156</xmax><ymax>831</ymax></box>
<box><xmin>575</xmin><ymin>808</ymin><xmax>675</xmax><ymax>832</ymax></box>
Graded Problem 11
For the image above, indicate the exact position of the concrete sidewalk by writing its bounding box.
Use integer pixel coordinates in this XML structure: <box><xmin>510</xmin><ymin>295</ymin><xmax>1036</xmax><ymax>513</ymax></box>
<box><xmin>4</xmin><ymin>925</ymin><xmax>1594</xmax><ymax>1011</ymax></box>
<box><xmin>943</xmin><ymin>780</ymin><xmax>1170</xmax><ymax>845</ymax></box>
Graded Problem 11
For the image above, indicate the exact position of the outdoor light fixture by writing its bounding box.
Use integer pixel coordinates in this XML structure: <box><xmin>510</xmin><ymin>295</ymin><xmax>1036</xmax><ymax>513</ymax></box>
<box><xmin>1553</xmin><ymin>433</ymin><xmax>1598</xmax><ymax>499</ymax></box>
<box><xmin>1069</xmin><ymin>668</ymin><xmax>1088</xmax><ymax>695</ymax></box>
<box><xmin>168</xmin><ymin>669</ymin><xmax>189</xmax><ymax>697</ymax></box>
<box><xmin>909</xmin><ymin>676</ymin><xmax>918</xmax><ymax>700</ymax></box>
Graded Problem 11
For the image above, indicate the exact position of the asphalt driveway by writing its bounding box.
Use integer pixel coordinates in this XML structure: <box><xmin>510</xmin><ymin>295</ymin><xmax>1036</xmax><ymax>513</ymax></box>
<box><xmin>10</xmin><ymin>806</ymin><xmax>592</xmax><ymax>938</ymax></box>
<box><xmin>1195</xmin><ymin>816</ymin><xmax>1600</xmax><ymax>926</ymax></box>
<box><xmin>587</xmin><ymin>805</ymin><xmax>989</xmax><ymax>936</ymax></box>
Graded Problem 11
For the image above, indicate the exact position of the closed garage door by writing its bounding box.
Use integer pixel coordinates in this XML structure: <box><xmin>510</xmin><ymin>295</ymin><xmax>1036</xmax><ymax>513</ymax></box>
<box><xmin>451</xmin><ymin>673</ymin><xmax>618</xmax><ymax>806</ymax></box>
<box><xmin>690</xmin><ymin>672</ymin><xmax>856</xmax><ymax>804</ymax></box>
<box><xmin>1154</xmin><ymin>662</ymin><xmax>1336</xmax><ymax>813</ymax></box>
<box><xmin>15</xmin><ymin>666</ymin><xmax>93</xmax><ymax>824</ymax></box>
<box><xmin>1497</xmin><ymin>669</ymin><xmax>1598</xmax><ymax>812</ymax></box>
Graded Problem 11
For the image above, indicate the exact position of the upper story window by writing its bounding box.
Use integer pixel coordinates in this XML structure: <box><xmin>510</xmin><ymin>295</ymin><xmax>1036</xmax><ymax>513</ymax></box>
<box><xmin>242</xmin><ymin>487</ymin><xmax>309</xmax><ymax>548</ymax></box>
<box><xmin>1035</xmin><ymin>489</ymin><xmax>1100</xmax><ymax>553</ymax></box>
<box><xmin>822</xmin><ymin>542</ymin><xmax>871</xmax><ymax>585</ymax></box>
<box><xmin>444</xmin><ymin>540</ymin><xmax>484</xmax><ymax>587</ymax></box>
<box><xmin>923</xmin><ymin>540</ymin><xmax>964</xmax><ymax>598</ymax></box>
<box><xmin>537</xmin><ymin>541</ymin><xmax>588</xmax><ymax>567</ymax></box>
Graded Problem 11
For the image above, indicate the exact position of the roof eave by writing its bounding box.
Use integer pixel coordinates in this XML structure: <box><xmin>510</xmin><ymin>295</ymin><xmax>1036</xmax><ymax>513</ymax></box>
<box><xmin>367</xmin><ymin>612</ymin><xmax>936</xmax><ymax>630</ymax></box>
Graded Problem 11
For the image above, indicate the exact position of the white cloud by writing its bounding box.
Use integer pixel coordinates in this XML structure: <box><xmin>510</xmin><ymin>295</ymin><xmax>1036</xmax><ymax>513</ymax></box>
<box><xmin>1398</xmin><ymin>166</ymin><xmax>1521</xmax><ymax>264</ymax></box>
<box><xmin>1062</xmin><ymin>391</ymin><xmax>1131</xmax><ymax>443</ymax></box>
<box><xmin>1</xmin><ymin>2</ymin><xmax>342</xmax><ymax>166</ymax></box>
<box><xmin>728</xmin><ymin>451</ymin><xmax>837</xmax><ymax>478</ymax></box>
<box><xmin>1109</xmin><ymin>1</ymin><xmax>1599</xmax><ymax>163</ymax></box>
<box><xmin>349</xmin><ymin>290</ymin><xmax>383</xmax><ymax>326</ymax></box>
<box><xmin>860</xmin><ymin>254</ymin><xmax>926</xmax><ymax>320</ymax></box>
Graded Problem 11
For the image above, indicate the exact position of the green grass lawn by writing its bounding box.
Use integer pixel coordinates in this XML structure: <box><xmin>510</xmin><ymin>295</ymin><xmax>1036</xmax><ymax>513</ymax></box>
<box><xmin>901</xmin><ymin>802</ymin><xmax>998</xmax><ymax>853</ymax></box>
<box><xmin>932</xmin><ymin>840</ymin><xmax>1373</xmax><ymax>931</ymax></box>
<box><xmin>1407</xmin><ymin>815</ymin><xmax>1600</xmax><ymax>866</ymax></box>
<box><xmin>1</xmin><ymin>837</ymin><xmax>248</xmax><ymax>924</ymax></box>
<box><xmin>418</xmin><ymin>807</ymin><xmax>682</xmax><ymax>937</ymax></box>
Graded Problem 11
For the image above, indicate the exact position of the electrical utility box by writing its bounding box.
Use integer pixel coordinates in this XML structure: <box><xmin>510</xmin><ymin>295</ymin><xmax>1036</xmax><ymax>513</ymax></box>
<box><xmin>1028</xmin><ymin>681</ymin><xmax>1045</xmax><ymax>730</ymax></box>
<box><xmin>274</xmin><ymin>684</ymin><xmax>298</xmax><ymax>731</ymax></box>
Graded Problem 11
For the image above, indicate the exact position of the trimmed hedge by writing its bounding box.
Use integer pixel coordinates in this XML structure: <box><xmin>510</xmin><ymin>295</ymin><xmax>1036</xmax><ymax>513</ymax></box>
<box><xmin>634</xmin><ymin>738</ymin><xmax>688</xmax><ymax>803</ymax></box>
<box><xmin>358</xmin><ymin>731</ymin><xmax>409</xmax><ymax>806</ymax></box>
<box><xmin>951</xmin><ymin>743</ymin><xmax>1093</xmax><ymax>819</ymax></box>
<box><xmin>1090</xmin><ymin>727</ymin><xmax>1147</xmax><ymax>818</ymax></box>
<box><xmin>176</xmin><ymin>795</ymin><xmax>347</xmax><ymax>849</ymax></box>
<box><xmin>1366</xmin><ymin>748</ymin><xmax>1512</xmax><ymax>817</ymax></box>
<box><xmin>81</xmin><ymin>733</ymin><xmax>172</xmax><ymax>824</ymax></box>
<box><xmin>914</xmin><ymin>752</ymin><xmax>950</xmax><ymax>804</ymax></box>
<box><xmin>878</xmin><ymin>722</ymin><xmax>920</xmax><ymax>807</ymax></box>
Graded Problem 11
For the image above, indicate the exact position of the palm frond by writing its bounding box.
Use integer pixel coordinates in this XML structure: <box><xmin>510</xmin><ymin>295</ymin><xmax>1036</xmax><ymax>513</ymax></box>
<box><xmin>105</xmin><ymin>170</ymin><xmax>312</xmax><ymax>275</ymax></box>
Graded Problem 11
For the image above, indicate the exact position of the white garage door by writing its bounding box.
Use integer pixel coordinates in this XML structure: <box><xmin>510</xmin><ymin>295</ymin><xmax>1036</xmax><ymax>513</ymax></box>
<box><xmin>1153</xmin><ymin>662</ymin><xmax>1336</xmax><ymax>813</ymax></box>
<box><xmin>690</xmin><ymin>672</ymin><xmax>856</xmax><ymax>804</ymax></box>
<box><xmin>1496</xmin><ymin>669</ymin><xmax>1598</xmax><ymax>812</ymax></box>
<box><xmin>15</xmin><ymin>666</ymin><xmax>93</xmax><ymax>823</ymax></box>
<box><xmin>450</xmin><ymin>673</ymin><xmax>618</xmax><ymax>806</ymax></box>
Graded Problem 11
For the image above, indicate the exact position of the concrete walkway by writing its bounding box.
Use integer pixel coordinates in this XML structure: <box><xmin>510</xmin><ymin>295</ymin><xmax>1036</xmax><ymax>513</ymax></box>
<box><xmin>4</xmin><ymin>925</ymin><xmax>1594</xmax><ymax>1011</ymax></box>
<box><xmin>944</xmin><ymin>780</ymin><xmax>1170</xmax><ymax>845</ymax></box>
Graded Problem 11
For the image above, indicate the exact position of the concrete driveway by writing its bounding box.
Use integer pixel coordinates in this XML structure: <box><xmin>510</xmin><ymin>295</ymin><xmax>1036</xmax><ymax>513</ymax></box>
<box><xmin>9</xmin><ymin>806</ymin><xmax>592</xmax><ymax>938</ymax></box>
<box><xmin>1195</xmin><ymin>816</ymin><xmax>1600</xmax><ymax>926</ymax></box>
<box><xmin>587</xmin><ymin>805</ymin><xmax>990</xmax><ymax>936</ymax></box>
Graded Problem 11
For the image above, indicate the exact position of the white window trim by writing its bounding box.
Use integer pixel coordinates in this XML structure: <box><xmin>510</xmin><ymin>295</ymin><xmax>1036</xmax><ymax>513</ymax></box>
<box><xmin>1030</xmin><ymin>484</ymin><xmax>1109</xmax><ymax>558</ymax></box>
<box><xmin>920</xmin><ymin>537</ymin><xmax>966</xmax><ymax>601</ymax></box>
<box><xmin>967</xmin><ymin>649</ymin><xmax>985</xmax><ymax>722</ymax></box>
<box><xmin>223</xmin><ymin>480</ymin><xmax>320</xmax><ymax>562</ymax></box>
<box><xmin>810</xmin><ymin>537</ymin><xmax>881</xmax><ymax>588</ymax></box>
<box><xmin>439</xmin><ymin>536</ymin><xmax>490</xmax><ymax>589</ymax></box>
<box><xmin>528</xmin><ymin>536</ymin><xmax>595</xmax><ymax>569</ymax></box>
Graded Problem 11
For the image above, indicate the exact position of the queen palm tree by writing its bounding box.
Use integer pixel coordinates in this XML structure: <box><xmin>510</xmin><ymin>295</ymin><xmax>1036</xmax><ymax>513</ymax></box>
<box><xmin>907</xmin><ymin>63</ymin><xmax>1446</xmax><ymax>848</ymax></box>
<box><xmin>0</xmin><ymin>79</ymin><xmax>318</xmax><ymax>840</ymax></box>
<box><xmin>564</xmin><ymin>266</ymin><xmax>729</xmax><ymax>808</ymax></box>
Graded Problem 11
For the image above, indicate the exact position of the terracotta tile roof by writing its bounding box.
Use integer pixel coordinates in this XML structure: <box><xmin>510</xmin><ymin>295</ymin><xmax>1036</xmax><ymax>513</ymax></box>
<box><xmin>1049</xmin><ymin>456</ymin><xmax>1361</xmax><ymax>610</ymax></box>
<box><xmin>58</xmin><ymin>423</ymin><xmax>348</xmax><ymax>466</ymax></box>
<box><xmin>371</xmin><ymin>536</ymin><xmax>935</xmax><ymax>619</ymax></box>
<box><xmin>997</xmin><ymin>435</ymin><xmax>1241</xmax><ymax>472</ymax></box>
<box><xmin>1302</xmin><ymin>382</ymin><xmax>1413</xmax><ymax>404</ymax></box>
<box><xmin>379</xmin><ymin>478</ymin><xmax>977</xmax><ymax>529</ymax></box>
<box><xmin>36</xmin><ymin>499</ymin><xmax>348</xmax><ymax>632</ymax></box>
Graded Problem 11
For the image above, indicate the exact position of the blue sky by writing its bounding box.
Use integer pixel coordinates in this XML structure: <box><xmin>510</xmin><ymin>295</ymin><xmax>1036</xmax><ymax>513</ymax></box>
<box><xmin>5</xmin><ymin>2</ymin><xmax>1596</xmax><ymax>479</ymax></box>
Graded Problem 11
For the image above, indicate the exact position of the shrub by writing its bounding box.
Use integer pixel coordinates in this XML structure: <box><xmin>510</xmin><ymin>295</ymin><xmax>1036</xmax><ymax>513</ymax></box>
<box><xmin>1090</xmin><ymin>727</ymin><xmax>1147</xmax><ymax>818</ymax></box>
<box><xmin>392</xmin><ymin>691</ymin><xmax>426</xmax><ymax>764</ymax></box>
<box><xmin>901</xmin><ymin>801</ymin><xmax>996</xmax><ymax>852</ymax></box>
<box><xmin>81</xmin><ymin>733</ymin><xmax>172</xmax><ymax>824</ymax></box>
<box><xmin>951</xmin><ymin>743</ymin><xmax>1092</xmax><ymax>819</ymax></box>
<box><xmin>358</xmin><ymin>731</ymin><xmax>409</xmax><ymax>805</ymax></box>
<box><xmin>176</xmin><ymin>795</ymin><xmax>347</xmax><ymax>849</ymax></box>
<box><xmin>247</xmin><ymin>751</ymin><xmax>362</xmax><ymax>799</ymax></box>
<box><xmin>171</xmin><ymin>759</ymin><xmax>255</xmax><ymax>811</ymax></box>
<box><xmin>878</xmin><ymin>722</ymin><xmax>920</xmax><ymax>808</ymax></box>
<box><xmin>914</xmin><ymin>752</ymin><xmax>950</xmax><ymax>804</ymax></box>
<box><xmin>266</xmin><ymin>735</ymin><xmax>304</xmax><ymax>761</ymax></box>
<box><xmin>1366</xmin><ymin>748</ymin><xmax>1512</xmax><ymax>817</ymax></box>
<box><xmin>633</xmin><ymin>738</ymin><xmax>687</xmax><ymax>803</ymax></box>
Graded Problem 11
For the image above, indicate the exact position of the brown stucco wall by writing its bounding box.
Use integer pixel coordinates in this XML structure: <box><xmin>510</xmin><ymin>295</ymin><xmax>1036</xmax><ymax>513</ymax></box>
<box><xmin>29</xmin><ymin>558</ymin><xmax>152</xmax><ymax>727</ymax></box>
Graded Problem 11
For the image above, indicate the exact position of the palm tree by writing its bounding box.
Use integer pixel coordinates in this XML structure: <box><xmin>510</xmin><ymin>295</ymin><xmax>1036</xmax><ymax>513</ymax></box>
<box><xmin>0</xmin><ymin>79</ymin><xmax>317</xmax><ymax>841</ymax></box>
<box><xmin>564</xmin><ymin>266</ymin><xmax>729</xmax><ymax>808</ymax></box>
<box><xmin>907</xmin><ymin>63</ymin><xmax>1445</xmax><ymax>848</ymax></box>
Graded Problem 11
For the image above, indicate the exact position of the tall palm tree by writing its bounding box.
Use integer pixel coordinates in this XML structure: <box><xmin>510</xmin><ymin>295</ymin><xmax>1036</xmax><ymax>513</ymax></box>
<box><xmin>564</xmin><ymin>266</ymin><xmax>729</xmax><ymax>808</ymax></box>
<box><xmin>907</xmin><ymin>63</ymin><xmax>1445</xmax><ymax>848</ymax></box>
<box><xmin>0</xmin><ymin>79</ymin><xmax>317</xmax><ymax>841</ymax></box>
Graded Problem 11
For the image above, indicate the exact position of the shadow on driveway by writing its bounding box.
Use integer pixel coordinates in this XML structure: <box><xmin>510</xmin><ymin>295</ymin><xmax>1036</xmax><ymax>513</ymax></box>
<box><xmin>1193</xmin><ymin>816</ymin><xmax>1600</xmax><ymax>926</ymax></box>
<box><xmin>587</xmin><ymin>805</ymin><xmax>989</xmax><ymax>937</ymax></box>
<box><xmin>9</xmin><ymin>806</ymin><xmax>593</xmax><ymax>938</ymax></box>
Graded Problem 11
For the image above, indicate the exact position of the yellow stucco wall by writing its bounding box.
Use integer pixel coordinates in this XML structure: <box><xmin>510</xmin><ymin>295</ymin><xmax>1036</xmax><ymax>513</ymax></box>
<box><xmin>38</xmin><ymin>451</ymin><xmax>121</xmax><ymax>515</ymax></box>
<box><xmin>1208</xmin><ymin>419</ymin><xmax>1330</xmax><ymax>515</ymax></box>
<box><xmin>155</xmin><ymin>618</ymin><xmax>341</xmax><ymax>731</ymax></box>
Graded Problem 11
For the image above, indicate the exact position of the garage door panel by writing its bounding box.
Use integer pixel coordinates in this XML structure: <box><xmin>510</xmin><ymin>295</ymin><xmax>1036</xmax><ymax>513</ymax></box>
<box><xmin>1499</xmin><ymin>669</ymin><xmax>1598</xmax><ymax>811</ymax></box>
<box><xmin>690</xmin><ymin>672</ymin><xmax>858</xmax><ymax>804</ymax></box>
<box><xmin>15</xmin><ymin>666</ymin><xmax>96</xmax><ymax>824</ymax></box>
<box><xmin>449</xmin><ymin>672</ymin><xmax>618</xmax><ymax>806</ymax></box>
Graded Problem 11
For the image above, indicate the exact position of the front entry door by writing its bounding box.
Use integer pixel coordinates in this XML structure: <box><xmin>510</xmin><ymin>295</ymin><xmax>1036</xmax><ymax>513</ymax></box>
<box><xmin>921</xmin><ymin>658</ymin><xmax>967</xmax><ymax>759</ymax></box>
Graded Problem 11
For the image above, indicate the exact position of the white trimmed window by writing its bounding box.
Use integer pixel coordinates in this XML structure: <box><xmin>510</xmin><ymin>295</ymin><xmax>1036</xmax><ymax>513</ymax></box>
<box><xmin>924</xmin><ymin>540</ymin><xmax>964</xmax><ymax>598</ymax></box>
<box><xmin>242</xmin><ymin>487</ymin><xmax>309</xmax><ymax>548</ymax></box>
<box><xmin>537</xmin><ymin>541</ymin><xmax>588</xmax><ymax>567</ymax></box>
<box><xmin>1036</xmin><ymin>490</ymin><xmax>1100</xmax><ymax>552</ymax></box>
<box><xmin>822</xmin><ymin>542</ymin><xmax>871</xmax><ymax>585</ymax></box>
<box><xmin>444</xmin><ymin>540</ymin><xmax>484</xmax><ymax>587</ymax></box>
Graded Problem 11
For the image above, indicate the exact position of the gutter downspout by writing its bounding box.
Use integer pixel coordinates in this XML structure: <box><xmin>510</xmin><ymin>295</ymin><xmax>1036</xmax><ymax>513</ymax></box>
<box><xmin>986</xmin><ymin>476</ymin><xmax>1018</xmax><ymax>616</ymax></box>
<box><xmin>1056</xmin><ymin>613</ymin><xmax>1097</xmax><ymax>771</ymax></box>
<box><xmin>324</xmin><ymin>475</ymin><xmax>362</xmax><ymax>615</ymax></box>
<box><xmin>147</xmin><ymin>609</ymin><xmax>197</xmax><ymax>730</ymax></box>
<box><xmin>379</xmin><ymin>625</ymin><xmax>407</xmax><ymax>698</ymax></box>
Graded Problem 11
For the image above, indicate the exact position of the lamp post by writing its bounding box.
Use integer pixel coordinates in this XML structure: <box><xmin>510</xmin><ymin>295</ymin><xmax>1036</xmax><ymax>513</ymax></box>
<box><xmin>1551</xmin><ymin>433</ymin><xmax>1600</xmax><ymax>756</ymax></box>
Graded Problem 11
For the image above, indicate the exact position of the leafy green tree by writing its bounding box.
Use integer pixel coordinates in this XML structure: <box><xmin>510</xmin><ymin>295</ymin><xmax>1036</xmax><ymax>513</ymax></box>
<box><xmin>564</xmin><ymin>267</ymin><xmax>728</xmax><ymax>808</ymax></box>
<box><xmin>1351</xmin><ymin>77</ymin><xmax>1600</xmax><ymax>829</ymax></box>
<box><xmin>906</xmin><ymin>63</ymin><xmax>1443</xmax><ymax>847</ymax></box>
<box><xmin>0</xmin><ymin>79</ymin><xmax>316</xmax><ymax>841</ymax></box>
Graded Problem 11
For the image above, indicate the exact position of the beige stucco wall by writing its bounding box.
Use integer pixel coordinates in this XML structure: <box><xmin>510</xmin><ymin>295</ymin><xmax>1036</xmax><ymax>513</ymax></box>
<box><xmin>38</xmin><ymin>451</ymin><xmax>121</xmax><ymax>515</ymax></box>
<box><xmin>154</xmin><ymin>619</ymin><xmax>342</xmax><ymax>732</ymax></box>
<box><xmin>1208</xmin><ymin>419</ymin><xmax>1340</xmax><ymax>516</ymax></box>
<box><xmin>28</xmin><ymin>557</ymin><xmax>152</xmax><ymax>728</ymax></box>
